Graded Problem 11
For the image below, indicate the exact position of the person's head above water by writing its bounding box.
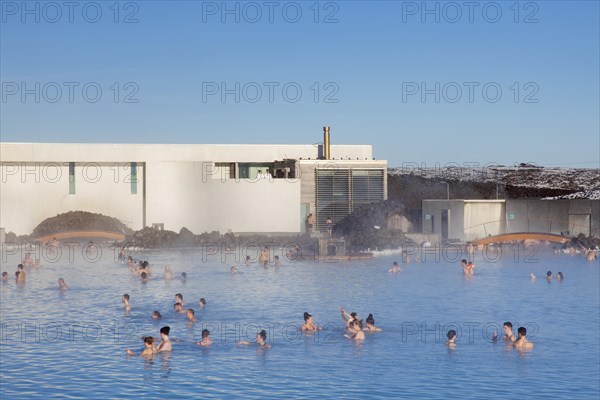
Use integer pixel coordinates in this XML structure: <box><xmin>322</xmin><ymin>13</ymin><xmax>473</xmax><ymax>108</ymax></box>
<box><xmin>547</xmin><ymin>271</ymin><xmax>552</xmax><ymax>277</ymax></box>
<box><xmin>175</xmin><ymin>293</ymin><xmax>183</xmax><ymax>302</ymax></box>
<box><xmin>140</xmin><ymin>272</ymin><xmax>147</xmax><ymax>279</ymax></box>
<box><xmin>181</xmin><ymin>272</ymin><xmax>187</xmax><ymax>279</ymax></box>
<box><xmin>258</xmin><ymin>330</ymin><xmax>267</xmax><ymax>341</ymax></box>
<box><xmin>152</xmin><ymin>311</ymin><xmax>162</xmax><ymax>319</ymax></box>
<box><xmin>517</xmin><ymin>327</ymin><xmax>527</xmax><ymax>337</ymax></box>
<box><xmin>199</xmin><ymin>298</ymin><xmax>206</xmax><ymax>306</ymax></box>
<box><xmin>557</xmin><ymin>272</ymin><xmax>564</xmax><ymax>280</ymax></box>
<box><xmin>143</xmin><ymin>336</ymin><xmax>155</xmax><ymax>346</ymax></box>
<box><xmin>366</xmin><ymin>314</ymin><xmax>375</xmax><ymax>325</ymax></box>
<box><xmin>303</xmin><ymin>312</ymin><xmax>312</xmax><ymax>321</ymax></box>
<box><xmin>122</xmin><ymin>294</ymin><xmax>130</xmax><ymax>301</ymax></box>
<box><xmin>447</xmin><ymin>330</ymin><xmax>457</xmax><ymax>340</ymax></box>
<box><xmin>160</xmin><ymin>326</ymin><xmax>170</xmax><ymax>336</ymax></box>
<box><xmin>202</xmin><ymin>329</ymin><xmax>210</xmax><ymax>339</ymax></box>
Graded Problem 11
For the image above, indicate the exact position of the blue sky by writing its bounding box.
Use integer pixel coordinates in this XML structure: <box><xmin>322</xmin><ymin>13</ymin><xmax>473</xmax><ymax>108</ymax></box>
<box><xmin>1</xmin><ymin>0</ymin><xmax>598</xmax><ymax>168</ymax></box>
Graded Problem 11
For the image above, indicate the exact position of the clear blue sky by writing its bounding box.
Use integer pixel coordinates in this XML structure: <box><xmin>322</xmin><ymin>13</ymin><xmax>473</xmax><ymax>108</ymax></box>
<box><xmin>1</xmin><ymin>0</ymin><xmax>598</xmax><ymax>168</ymax></box>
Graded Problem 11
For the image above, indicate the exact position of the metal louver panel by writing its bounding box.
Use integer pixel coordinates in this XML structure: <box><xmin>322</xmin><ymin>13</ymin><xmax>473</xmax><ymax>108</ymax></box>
<box><xmin>315</xmin><ymin>168</ymin><xmax>385</xmax><ymax>232</ymax></box>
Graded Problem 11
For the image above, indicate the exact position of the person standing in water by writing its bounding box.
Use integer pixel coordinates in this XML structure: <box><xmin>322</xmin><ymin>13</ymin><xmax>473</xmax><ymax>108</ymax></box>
<box><xmin>301</xmin><ymin>312</ymin><xmax>320</xmax><ymax>332</ymax></box>
<box><xmin>364</xmin><ymin>314</ymin><xmax>382</xmax><ymax>332</ymax></box>
<box><xmin>157</xmin><ymin>326</ymin><xmax>172</xmax><ymax>352</ymax></box>
<box><xmin>164</xmin><ymin>265</ymin><xmax>173</xmax><ymax>281</ymax></box>
<box><xmin>389</xmin><ymin>261</ymin><xmax>403</xmax><ymax>273</ymax></box>
<box><xmin>126</xmin><ymin>336</ymin><xmax>157</xmax><ymax>357</ymax></box>
<box><xmin>197</xmin><ymin>329</ymin><xmax>213</xmax><ymax>347</ymax></box>
<box><xmin>58</xmin><ymin>278</ymin><xmax>69</xmax><ymax>290</ymax></box>
<box><xmin>513</xmin><ymin>327</ymin><xmax>534</xmax><ymax>349</ymax></box>
<box><xmin>122</xmin><ymin>294</ymin><xmax>131</xmax><ymax>311</ymax></box>
<box><xmin>16</xmin><ymin>264</ymin><xmax>26</xmax><ymax>284</ymax></box>
<box><xmin>238</xmin><ymin>330</ymin><xmax>272</xmax><ymax>348</ymax></box>
<box><xmin>446</xmin><ymin>330</ymin><xmax>457</xmax><ymax>348</ymax></box>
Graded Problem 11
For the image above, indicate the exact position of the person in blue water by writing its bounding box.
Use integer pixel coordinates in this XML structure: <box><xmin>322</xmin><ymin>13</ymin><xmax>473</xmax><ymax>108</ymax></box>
<box><xmin>513</xmin><ymin>327</ymin><xmax>533</xmax><ymax>349</ymax></box>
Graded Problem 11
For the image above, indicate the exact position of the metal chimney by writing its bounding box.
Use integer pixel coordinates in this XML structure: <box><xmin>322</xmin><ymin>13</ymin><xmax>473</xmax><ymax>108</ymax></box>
<box><xmin>323</xmin><ymin>126</ymin><xmax>331</xmax><ymax>160</ymax></box>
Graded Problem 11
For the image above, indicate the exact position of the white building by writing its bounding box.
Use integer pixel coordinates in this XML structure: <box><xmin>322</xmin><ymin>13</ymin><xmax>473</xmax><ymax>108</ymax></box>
<box><xmin>0</xmin><ymin>138</ymin><xmax>387</xmax><ymax>236</ymax></box>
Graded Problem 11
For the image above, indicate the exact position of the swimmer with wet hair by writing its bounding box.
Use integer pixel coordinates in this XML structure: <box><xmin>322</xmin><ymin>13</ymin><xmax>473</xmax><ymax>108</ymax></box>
<box><xmin>126</xmin><ymin>336</ymin><xmax>157</xmax><ymax>357</ymax></box>
<box><xmin>152</xmin><ymin>311</ymin><xmax>162</xmax><ymax>320</ymax></box>
<box><xmin>546</xmin><ymin>271</ymin><xmax>552</xmax><ymax>281</ymax></box>
<box><xmin>175</xmin><ymin>293</ymin><xmax>184</xmax><ymax>305</ymax></box>
<box><xmin>502</xmin><ymin>322</ymin><xmax>515</xmax><ymax>342</ymax></box>
<box><xmin>301</xmin><ymin>312</ymin><xmax>319</xmax><ymax>332</ymax></box>
<box><xmin>364</xmin><ymin>314</ymin><xmax>382</xmax><ymax>332</ymax></box>
<box><xmin>388</xmin><ymin>261</ymin><xmax>403</xmax><ymax>273</ymax></box>
<box><xmin>181</xmin><ymin>272</ymin><xmax>187</xmax><ymax>281</ymax></box>
<box><xmin>245</xmin><ymin>256</ymin><xmax>252</xmax><ymax>266</ymax></box>
<box><xmin>340</xmin><ymin>307</ymin><xmax>358</xmax><ymax>328</ymax></box>
<box><xmin>274</xmin><ymin>255</ymin><xmax>281</xmax><ymax>267</ymax></box>
<box><xmin>16</xmin><ymin>264</ymin><xmax>26</xmax><ymax>284</ymax></box>
<box><xmin>466</xmin><ymin>261</ymin><xmax>474</xmax><ymax>275</ymax></box>
<box><xmin>447</xmin><ymin>330</ymin><xmax>457</xmax><ymax>348</ymax></box>
<box><xmin>557</xmin><ymin>271</ymin><xmax>564</xmax><ymax>280</ymax></box>
<box><xmin>174</xmin><ymin>303</ymin><xmax>184</xmax><ymax>313</ymax></box>
<box><xmin>2</xmin><ymin>271</ymin><xmax>8</xmax><ymax>281</ymax></box>
<box><xmin>198</xmin><ymin>298</ymin><xmax>206</xmax><ymax>308</ymax></box>
<box><xmin>345</xmin><ymin>319</ymin><xmax>365</xmax><ymax>341</ymax></box>
<box><xmin>186</xmin><ymin>309</ymin><xmax>196</xmax><ymax>323</ymax></box>
<box><xmin>238</xmin><ymin>329</ymin><xmax>272</xmax><ymax>348</ymax></box>
<box><xmin>231</xmin><ymin>266</ymin><xmax>237</xmax><ymax>274</ymax></box>
<box><xmin>122</xmin><ymin>294</ymin><xmax>131</xmax><ymax>310</ymax></box>
<box><xmin>197</xmin><ymin>329</ymin><xmax>213</xmax><ymax>346</ymax></box>
<box><xmin>140</xmin><ymin>272</ymin><xmax>150</xmax><ymax>282</ymax></box>
<box><xmin>164</xmin><ymin>265</ymin><xmax>173</xmax><ymax>281</ymax></box>
<box><xmin>58</xmin><ymin>278</ymin><xmax>69</xmax><ymax>290</ymax></box>
<box><xmin>157</xmin><ymin>326</ymin><xmax>172</xmax><ymax>352</ymax></box>
<box><xmin>513</xmin><ymin>327</ymin><xmax>533</xmax><ymax>349</ymax></box>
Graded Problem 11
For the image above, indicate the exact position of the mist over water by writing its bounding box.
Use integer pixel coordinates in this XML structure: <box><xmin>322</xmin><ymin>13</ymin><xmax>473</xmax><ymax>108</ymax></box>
<box><xmin>1</xmin><ymin>245</ymin><xmax>598</xmax><ymax>399</ymax></box>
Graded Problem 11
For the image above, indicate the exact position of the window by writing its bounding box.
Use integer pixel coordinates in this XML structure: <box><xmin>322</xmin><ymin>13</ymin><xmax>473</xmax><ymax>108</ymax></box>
<box><xmin>215</xmin><ymin>162</ymin><xmax>236</xmax><ymax>180</ymax></box>
<box><xmin>69</xmin><ymin>162</ymin><xmax>75</xmax><ymax>194</ymax></box>
<box><xmin>131</xmin><ymin>162</ymin><xmax>137</xmax><ymax>194</ymax></box>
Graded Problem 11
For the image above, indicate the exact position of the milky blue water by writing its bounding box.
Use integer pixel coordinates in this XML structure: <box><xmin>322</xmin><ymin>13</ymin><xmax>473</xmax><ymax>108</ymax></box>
<box><xmin>1</xmin><ymin>244</ymin><xmax>598</xmax><ymax>399</ymax></box>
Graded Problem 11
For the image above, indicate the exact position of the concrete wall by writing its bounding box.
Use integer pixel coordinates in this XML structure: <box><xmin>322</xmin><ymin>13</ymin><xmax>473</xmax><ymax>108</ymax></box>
<box><xmin>506</xmin><ymin>200</ymin><xmax>574</xmax><ymax>235</ymax></box>
<box><xmin>591</xmin><ymin>200</ymin><xmax>600</xmax><ymax>237</ymax></box>
<box><xmin>1</xmin><ymin>162</ymin><xmax>143</xmax><ymax>235</ymax></box>
<box><xmin>202</xmin><ymin>177</ymin><xmax>301</xmax><ymax>234</ymax></box>
<box><xmin>463</xmin><ymin>201</ymin><xmax>505</xmax><ymax>241</ymax></box>
<box><xmin>421</xmin><ymin>200</ymin><xmax>465</xmax><ymax>241</ymax></box>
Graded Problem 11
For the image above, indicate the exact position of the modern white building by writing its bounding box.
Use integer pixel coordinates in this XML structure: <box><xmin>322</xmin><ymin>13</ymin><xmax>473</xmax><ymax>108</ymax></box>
<box><xmin>0</xmin><ymin>136</ymin><xmax>387</xmax><ymax>236</ymax></box>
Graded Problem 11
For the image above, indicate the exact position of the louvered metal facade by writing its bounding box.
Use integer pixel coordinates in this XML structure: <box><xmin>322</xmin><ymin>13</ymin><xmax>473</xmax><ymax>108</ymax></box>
<box><xmin>315</xmin><ymin>168</ymin><xmax>385</xmax><ymax>231</ymax></box>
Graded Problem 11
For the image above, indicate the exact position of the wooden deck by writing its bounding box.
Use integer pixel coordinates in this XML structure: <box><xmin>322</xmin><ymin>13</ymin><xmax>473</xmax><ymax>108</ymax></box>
<box><xmin>472</xmin><ymin>232</ymin><xmax>570</xmax><ymax>245</ymax></box>
<box><xmin>36</xmin><ymin>231</ymin><xmax>126</xmax><ymax>243</ymax></box>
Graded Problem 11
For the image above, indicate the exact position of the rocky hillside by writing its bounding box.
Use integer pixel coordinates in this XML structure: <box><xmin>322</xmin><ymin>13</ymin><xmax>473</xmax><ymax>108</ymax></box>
<box><xmin>32</xmin><ymin>211</ymin><xmax>132</xmax><ymax>238</ymax></box>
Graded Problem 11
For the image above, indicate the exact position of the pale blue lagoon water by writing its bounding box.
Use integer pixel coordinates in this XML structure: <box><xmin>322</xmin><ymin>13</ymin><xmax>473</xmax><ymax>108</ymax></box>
<box><xmin>1</xmin><ymin>246</ymin><xmax>599</xmax><ymax>399</ymax></box>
